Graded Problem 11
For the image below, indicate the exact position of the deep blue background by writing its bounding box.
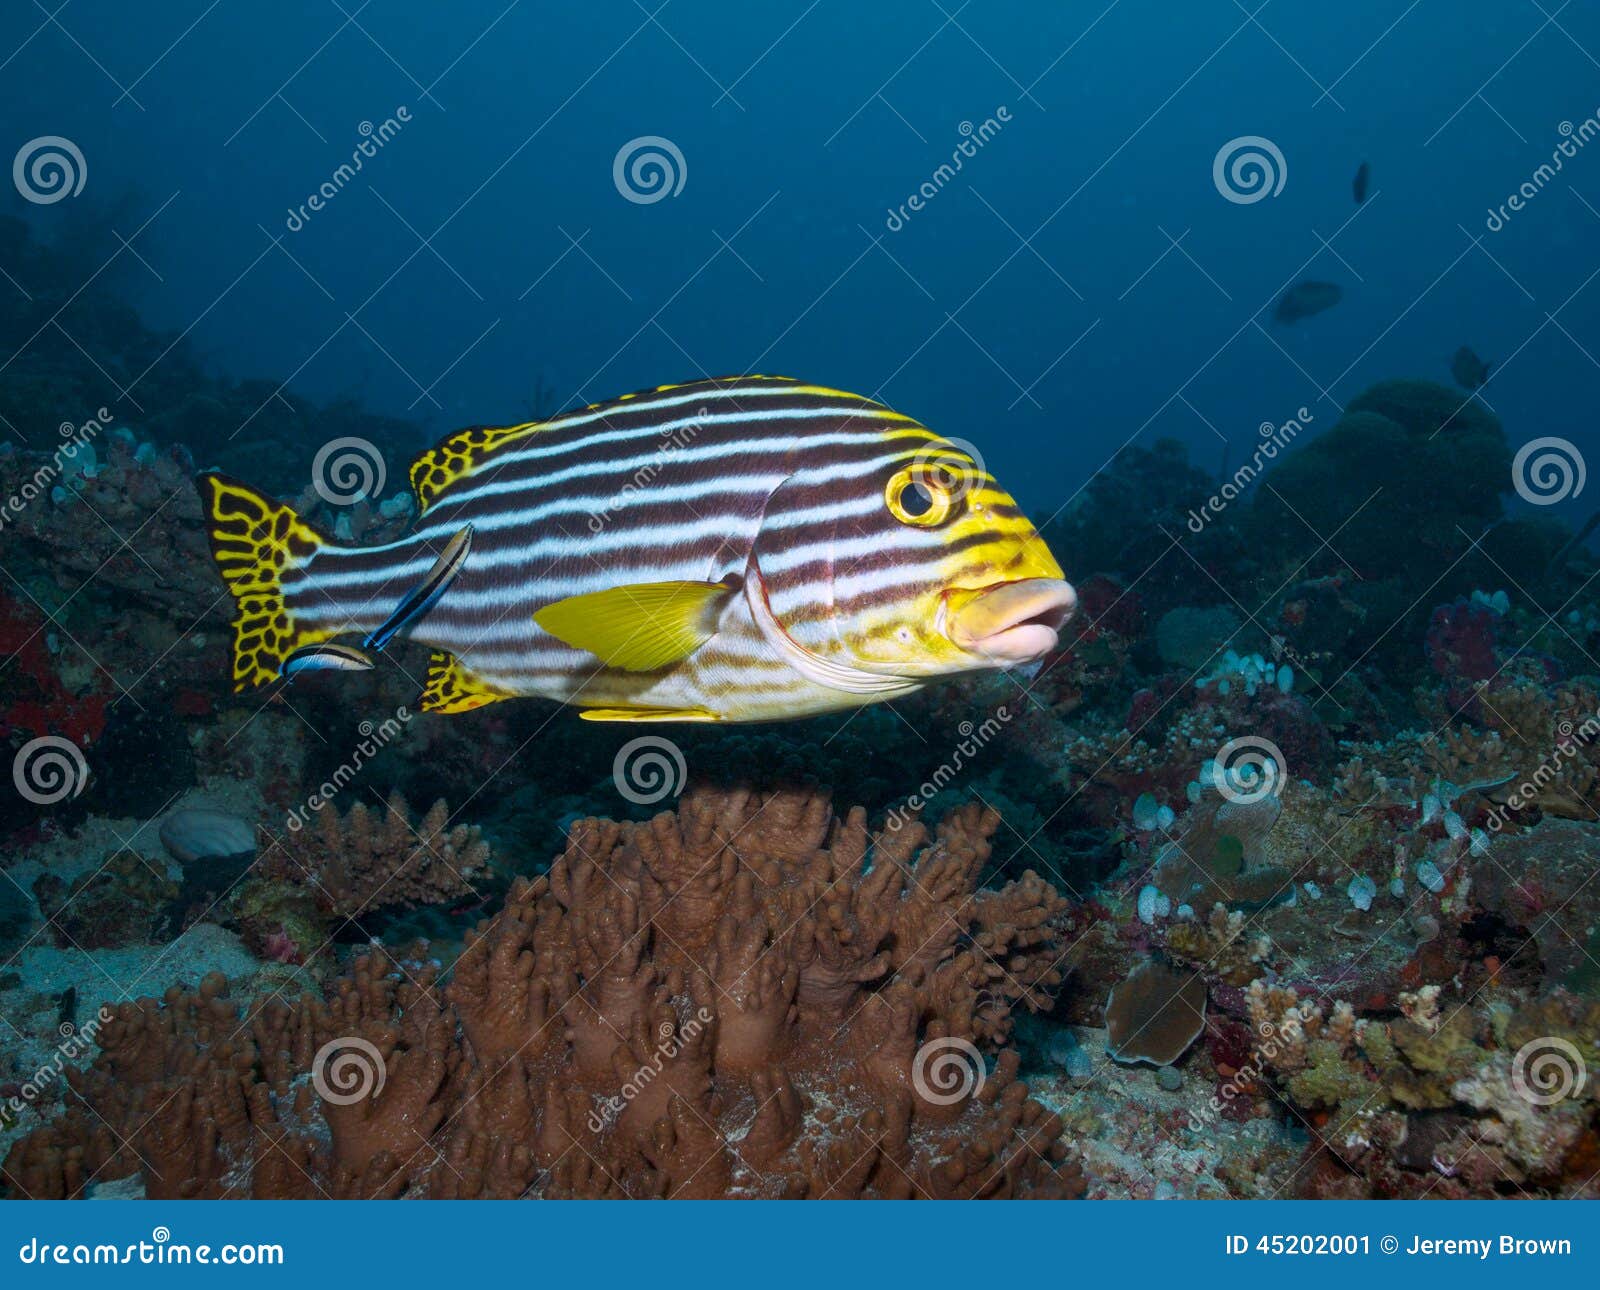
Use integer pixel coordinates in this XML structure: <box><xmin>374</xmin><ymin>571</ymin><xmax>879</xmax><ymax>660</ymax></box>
<box><xmin>4</xmin><ymin>0</ymin><xmax>1599</xmax><ymax>525</ymax></box>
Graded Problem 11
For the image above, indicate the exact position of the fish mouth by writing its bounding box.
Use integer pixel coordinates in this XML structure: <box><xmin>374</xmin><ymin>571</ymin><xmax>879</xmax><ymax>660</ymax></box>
<box><xmin>946</xmin><ymin>578</ymin><xmax>1078</xmax><ymax>664</ymax></box>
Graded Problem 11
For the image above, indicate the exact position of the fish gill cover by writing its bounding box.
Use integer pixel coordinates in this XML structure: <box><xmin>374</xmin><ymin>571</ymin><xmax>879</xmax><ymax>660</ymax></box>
<box><xmin>0</xmin><ymin>0</ymin><xmax>1597</xmax><ymax>1204</ymax></box>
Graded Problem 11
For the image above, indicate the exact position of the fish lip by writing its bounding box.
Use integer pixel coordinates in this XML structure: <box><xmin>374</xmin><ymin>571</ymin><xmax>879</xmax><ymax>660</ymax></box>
<box><xmin>946</xmin><ymin>578</ymin><xmax>1078</xmax><ymax>664</ymax></box>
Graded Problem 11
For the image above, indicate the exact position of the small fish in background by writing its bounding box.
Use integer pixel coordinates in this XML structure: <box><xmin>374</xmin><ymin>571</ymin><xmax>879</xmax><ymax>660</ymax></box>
<box><xmin>1450</xmin><ymin>345</ymin><xmax>1493</xmax><ymax>389</ymax></box>
<box><xmin>1273</xmin><ymin>280</ymin><xmax>1342</xmax><ymax>324</ymax></box>
<box><xmin>1353</xmin><ymin>160</ymin><xmax>1370</xmax><ymax>204</ymax></box>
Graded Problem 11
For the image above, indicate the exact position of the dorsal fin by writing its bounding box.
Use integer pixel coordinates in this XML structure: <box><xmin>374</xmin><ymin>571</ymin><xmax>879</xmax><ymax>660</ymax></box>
<box><xmin>409</xmin><ymin>422</ymin><xmax>541</xmax><ymax>513</ymax></box>
<box><xmin>406</xmin><ymin>377</ymin><xmax>857</xmax><ymax>513</ymax></box>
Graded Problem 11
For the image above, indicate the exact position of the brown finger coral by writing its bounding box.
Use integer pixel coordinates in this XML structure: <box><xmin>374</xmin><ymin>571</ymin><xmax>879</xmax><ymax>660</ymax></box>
<box><xmin>4</xmin><ymin>786</ymin><xmax>1082</xmax><ymax>1200</ymax></box>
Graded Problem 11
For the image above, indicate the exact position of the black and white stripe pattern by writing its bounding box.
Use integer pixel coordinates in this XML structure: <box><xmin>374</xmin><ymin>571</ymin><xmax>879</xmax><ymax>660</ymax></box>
<box><xmin>283</xmin><ymin>376</ymin><xmax>1038</xmax><ymax>718</ymax></box>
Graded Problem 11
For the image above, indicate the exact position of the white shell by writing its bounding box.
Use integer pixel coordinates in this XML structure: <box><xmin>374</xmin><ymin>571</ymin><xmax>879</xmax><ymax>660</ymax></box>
<box><xmin>159</xmin><ymin>808</ymin><xmax>255</xmax><ymax>863</ymax></box>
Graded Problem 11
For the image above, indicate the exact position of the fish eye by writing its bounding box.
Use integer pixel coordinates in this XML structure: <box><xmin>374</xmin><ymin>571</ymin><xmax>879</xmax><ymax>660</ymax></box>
<box><xmin>885</xmin><ymin>465</ymin><xmax>957</xmax><ymax>527</ymax></box>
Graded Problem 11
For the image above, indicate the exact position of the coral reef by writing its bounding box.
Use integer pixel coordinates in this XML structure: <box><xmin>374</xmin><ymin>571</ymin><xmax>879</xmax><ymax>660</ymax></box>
<box><xmin>3</xmin><ymin>787</ymin><xmax>1081</xmax><ymax>1199</ymax></box>
<box><xmin>224</xmin><ymin>793</ymin><xmax>489</xmax><ymax>965</ymax></box>
<box><xmin>259</xmin><ymin>793</ymin><xmax>487</xmax><ymax>922</ymax></box>
<box><xmin>4</xmin><ymin>221</ymin><xmax>1599</xmax><ymax>1204</ymax></box>
<box><xmin>1245</xmin><ymin>981</ymin><xmax>1598</xmax><ymax>1196</ymax></box>
<box><xmin>32</xmin><ymin>852</ymin><xmax>176</xmax><ymax>951</ymax></box>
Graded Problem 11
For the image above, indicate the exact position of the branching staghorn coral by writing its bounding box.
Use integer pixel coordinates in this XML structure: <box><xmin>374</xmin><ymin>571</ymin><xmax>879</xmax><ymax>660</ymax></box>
<box><xmin>260</xmin><ymin>791</ymin><xmax>488</xmax><ymax>918</ymax></box>
<box><xmin>1342</xmin><ymin>676</ymin><xmax>1600</xmax><ymax>824</ymax></box>
<box><xmin>3</xmin><ymin>786</ymin><xmax>1081</xmax><ymax>1200</ymax></box>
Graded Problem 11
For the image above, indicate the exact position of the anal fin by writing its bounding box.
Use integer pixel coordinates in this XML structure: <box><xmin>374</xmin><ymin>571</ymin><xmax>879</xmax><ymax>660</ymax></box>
<box><xmin>577</xmin><ymin>705</ymin><xmax>721</xmax><ymax>723</ymax></box>
<box><xmin>420</xmin><ymin>651</ymin><xmax>511</xmax><ymax>714</ymax></box>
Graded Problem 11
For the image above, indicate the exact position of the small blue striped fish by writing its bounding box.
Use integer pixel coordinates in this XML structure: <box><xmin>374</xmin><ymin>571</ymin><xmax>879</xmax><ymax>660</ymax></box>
<box><xmin>200</xmin><ymin>376</ymin><xmax>1076</xmax><ymax>722</ymax></box>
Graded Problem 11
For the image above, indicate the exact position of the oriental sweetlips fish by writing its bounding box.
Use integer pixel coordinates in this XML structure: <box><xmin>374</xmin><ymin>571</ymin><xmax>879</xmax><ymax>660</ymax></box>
<box><xmin>199</xmin><ymin>376</ymin><xmax>1076</xmax><ymax>723</ymax></box>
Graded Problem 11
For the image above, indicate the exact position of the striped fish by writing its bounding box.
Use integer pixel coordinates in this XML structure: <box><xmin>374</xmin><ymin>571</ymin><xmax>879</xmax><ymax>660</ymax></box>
<box><xmin>200</xmin><ymin>375</ymin><xmax>1076</xmax><ymax>722</ymax></box>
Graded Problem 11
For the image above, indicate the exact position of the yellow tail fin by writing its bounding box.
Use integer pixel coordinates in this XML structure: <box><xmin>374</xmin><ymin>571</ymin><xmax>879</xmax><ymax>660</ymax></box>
<box><xmin>199</xmin><ymin>474</ymin><xmax>335</xmax><ymax>690</ymax></box>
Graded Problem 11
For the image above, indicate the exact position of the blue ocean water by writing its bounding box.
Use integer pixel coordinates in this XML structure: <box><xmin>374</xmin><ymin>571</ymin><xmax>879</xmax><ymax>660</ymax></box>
<box><xmin>2</xmin><ymin>2</ymin><xmax>1599</xmax><ymax>1207</ymax></box>
<box><xmin>4</xmin><ymin>1</ymin><xmax>1597</xmax><ymax>516</ymax></box>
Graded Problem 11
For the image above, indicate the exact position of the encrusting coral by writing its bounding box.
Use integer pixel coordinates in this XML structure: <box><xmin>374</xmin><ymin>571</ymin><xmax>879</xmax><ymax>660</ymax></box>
<box><xmin>3</xmin><ymin>786</ymin><xmax>1082</xmax><ymax>1199</ymax></box>
<box><xmin>1244</xmin><ymin>979</ymin><xmax>1599</xmax><ymax>1196</ymax></box>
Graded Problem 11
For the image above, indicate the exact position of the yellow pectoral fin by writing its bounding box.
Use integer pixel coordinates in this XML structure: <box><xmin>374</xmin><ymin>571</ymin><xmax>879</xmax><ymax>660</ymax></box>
<box><xmin>577</xmin><ymin>705</ymin><xmax>722</xmax><ymax>723</ymax></box>
<box><xmin>533</xmin><ymin>580</ymin><xmax>732</xmax><ymax>672</ymax></box>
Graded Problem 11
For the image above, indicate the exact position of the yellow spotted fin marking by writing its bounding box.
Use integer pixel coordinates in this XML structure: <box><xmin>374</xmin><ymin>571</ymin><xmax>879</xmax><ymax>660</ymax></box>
<box><xmin>420</xmin><ymin>651</ymin><xmax>513</xmax><ymax>714</ymax></box>
<box><xmin>578</xmin><ymin>705</ymin><xmax>722</xmax><ymax>723</ymax></box>
<box><xmin>200</xmin><ymin>473</ymin><xmax>335</xmax><ymax>691</ymax></box>
<box><xmin>409</xmin><ymin>422</ymin><xmax>541</xmax><ymax>514</ymax></box>
<box><xmin>533</xmin><ymin>579</ymin><xmax>734</xmax><ymax>672</ymax></box>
